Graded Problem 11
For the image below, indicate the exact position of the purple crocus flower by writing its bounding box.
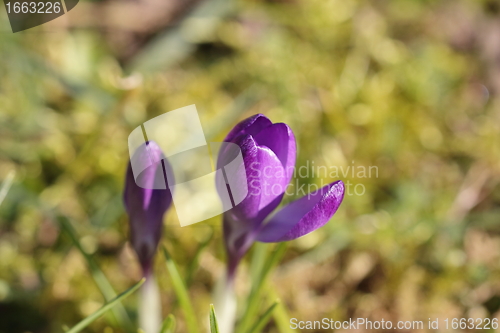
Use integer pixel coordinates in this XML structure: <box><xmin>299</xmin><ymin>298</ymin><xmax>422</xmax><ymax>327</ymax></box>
<box><xmin>219</xmin><ymin>114</ymin><xmax>345</xmax><ymax>279</ymax></box>
<box><xmin>123</xmin><ymin>141</ymin><xmax>173</xmax><ymax>275</ymax></box>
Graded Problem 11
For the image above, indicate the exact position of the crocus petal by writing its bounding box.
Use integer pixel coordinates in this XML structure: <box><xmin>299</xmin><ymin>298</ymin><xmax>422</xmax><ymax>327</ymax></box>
<box><xmin>124</xmin><ymin>141</ymin><xmax>173</xmax><ymax>273</ymax></box>
<box><xmin>256</xmin><ymin>181</ymin><xmax>344</xmax><ymax>243</ymax></box>
<box><xmin>224</xmin><ymin>114</ymin><xmax>272</xmax><ymax>143</ymax></box>
<box><xmin>253</xmin><ymin>123</ymin><xmax>296</xmax><ymax>182</ymax></box>
<box><xmin>226</xmin><ymin>135</ymin><xmax>288</xmax><ymax>225</ymax></box>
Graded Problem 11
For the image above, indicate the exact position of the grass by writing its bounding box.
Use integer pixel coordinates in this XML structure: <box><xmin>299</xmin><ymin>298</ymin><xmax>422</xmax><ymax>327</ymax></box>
<box><xmin>1</xmin><ymin>0</ymin><xmax>500</xmax><ymax>332</ymax></box>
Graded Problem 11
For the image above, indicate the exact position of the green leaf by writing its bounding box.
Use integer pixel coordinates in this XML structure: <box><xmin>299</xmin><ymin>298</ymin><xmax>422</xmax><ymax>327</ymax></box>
<box><xmin>247</xmin><ymin>300</ymin><xmax>279</xmax><ymax>333</ymax></box>
<box><xmin>238</xmin><ymin>243</ymin><xmax>287</xmax><ymax>333</ymax></box>
<box><xmin>209</xmin><ymin>304</ymin><xmax>220</xmax><ymax>333</ymax></box>
<box><xmin>59</xmin><ymin>216</ymin><xmax>135</xmax><ymax>333</ymax></box>
<box><xmin>66</xmin><ymin>278</ymin><xmax>145</xmax><ymax>333</ymax></box>
<box><xmin>160</xmin><ymin>314</ymin><xmax>176</xmax><ymax>333</ymax></box>
<box><xmin>162</xmin><ymin>247</ymin><xmax>200</xmax><ymax>333</ymax></box>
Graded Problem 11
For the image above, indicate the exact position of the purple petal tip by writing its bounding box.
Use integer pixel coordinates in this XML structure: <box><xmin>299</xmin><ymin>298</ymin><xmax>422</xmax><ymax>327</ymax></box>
<box><xmin>257</xmin><ymin>180</ymin><xmax>345</xmax><ymax>243</ymax></box>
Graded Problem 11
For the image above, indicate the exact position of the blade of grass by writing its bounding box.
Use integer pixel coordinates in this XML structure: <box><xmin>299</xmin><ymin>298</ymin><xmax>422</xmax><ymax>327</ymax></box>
<box><xmin>0</xmin><ymin>170</ymin><xmax>15</xmax><ymax>207</ymax></box>
<box><xmin>246</xmin><ymin>300</ymin><xmax>279</xmax><ymax>333</ymax></box>
<box><xmin>66</xmin><ymin>278</ymin><xmax>145</xmax><ymax>333</ymax></box>
<box><xmin>162</xmin><ymin>247</ymin><xmax>200</xmax><ymax>333</ymax></box>
<box><xmin>267</xmin><ymin>287</ymin><xmax>294</xmax><ymax>333</ymax></box>
<box><xmin>209</xmin><ymin>304</ymin><xmax>220</xmax><ymax>333</ymax></box>
<box><xmin>58</xmin><ymin>216</ymin><xmax>135</xmax><ymax>333</ymax></box>
<box><xmin>238</xmin><ymin>243</ymin><xmax>287</xmax><ymax>333</ymax></box>
<box><xmin>160</xmin><ymin>314</ymin><xmax>176</xmax><ymax>333</ymax></box>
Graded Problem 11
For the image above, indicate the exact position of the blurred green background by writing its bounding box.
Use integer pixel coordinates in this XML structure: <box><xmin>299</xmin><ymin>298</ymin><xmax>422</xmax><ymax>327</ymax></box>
<box><xmin>1</xmin><ymin>0</ymin><xmax>500</xmax><ymax>332</ymax></box>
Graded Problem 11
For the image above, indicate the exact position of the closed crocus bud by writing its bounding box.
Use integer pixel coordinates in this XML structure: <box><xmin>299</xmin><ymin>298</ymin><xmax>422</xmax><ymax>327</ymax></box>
<box><xmin>219</xmin><ymin>114</ymin><xmax>344</xmax><ymax>278</ymax></box>
<box><xmin>123</xmin><ymin>141</ymin><xmax>173</xmax><ymax>275</ymax></box>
